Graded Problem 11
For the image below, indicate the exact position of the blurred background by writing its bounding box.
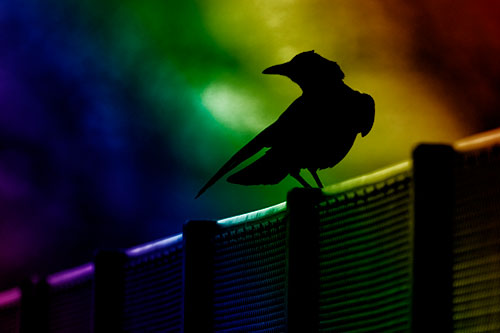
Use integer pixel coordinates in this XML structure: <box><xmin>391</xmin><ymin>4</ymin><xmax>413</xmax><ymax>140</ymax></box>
<box><xmin>1</xmin><ymin>0</ymin><xmax>500</xmax><ymax>289</ymax></box>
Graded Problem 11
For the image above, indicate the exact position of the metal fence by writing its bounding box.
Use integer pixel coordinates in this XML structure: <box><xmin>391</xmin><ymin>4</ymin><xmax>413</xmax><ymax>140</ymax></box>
<box><xmin>1</xmin><ymin>129</ymin><xmax>500</xmax><ymax>332</ymax></box>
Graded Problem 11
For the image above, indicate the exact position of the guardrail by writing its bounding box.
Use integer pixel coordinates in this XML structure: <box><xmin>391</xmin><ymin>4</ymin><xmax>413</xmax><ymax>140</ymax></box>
<box><xmin>1</xmin><ymin>129</ymin><xmax>500</xmax><ymax>332</ymax></box>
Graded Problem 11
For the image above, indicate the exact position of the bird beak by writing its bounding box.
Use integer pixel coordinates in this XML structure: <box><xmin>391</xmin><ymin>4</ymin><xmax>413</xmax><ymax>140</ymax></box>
<box><xmin>262</xmin><ymin>62</ymin><xmax>291</xmax><ymax>76</ymax></box>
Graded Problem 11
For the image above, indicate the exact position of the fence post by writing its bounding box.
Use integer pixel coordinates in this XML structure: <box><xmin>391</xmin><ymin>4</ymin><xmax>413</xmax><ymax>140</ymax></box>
<box><xmin>182</xmin><ymin>220</ymin><xmax>218</xmax><ymax>333</ymax></box>
<box><xmin>20</xmin><ymin>279</ymin><xmax>48</xmax><ymax>333</ymax></box>
<box><xmin>93</xmin><ymin>250</ymin><xmax>127</xmax><ymax>332</ymax></box>
<box><xmin>286</xmin><ymin>188</ymin><xmax>322</xmax><ymax>332</ymax></box>
<box><xmin>413</xmin><ymin>144</ymin><xmax>455</xmax><ymax>332</ymax></box>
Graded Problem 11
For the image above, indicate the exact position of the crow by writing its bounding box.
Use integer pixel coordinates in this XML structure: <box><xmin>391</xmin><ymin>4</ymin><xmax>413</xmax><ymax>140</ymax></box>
<box><xmin>196</xmin><ymin>51</ymin><xmax>374</xmax><ymax>198</ymax></box>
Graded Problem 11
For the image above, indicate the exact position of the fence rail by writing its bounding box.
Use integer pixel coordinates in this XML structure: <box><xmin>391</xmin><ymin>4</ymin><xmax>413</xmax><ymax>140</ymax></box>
<box><xmin>2</xmin><ymin>129</ymin><xmax>500</xmax><ymax>332</ymax></box>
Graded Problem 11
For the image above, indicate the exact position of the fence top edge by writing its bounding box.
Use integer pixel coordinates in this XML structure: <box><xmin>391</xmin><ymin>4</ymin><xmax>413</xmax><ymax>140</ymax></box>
<box><xmin>454</xmin><ymin>127</ymin><xmax>500</xmax><ymax>152</ymax></box>
<box><xmin>0</xmin><ymin>287</ymin><xmax>21</xmax><ymax>307</ymax></box>
<box><xmin>322</xmin><ymin>160</ymin><xmax>411</xmax><ymax>197</ymax></box>
<box><xmin>125</xmin><ymin>233</ymin><xmax>183</xmax><ymax>257</ymax></box>
<box><xmin>46</xmin><ymin>262</ymin><xmax>95</xmax><ymax>287</ymax></box>
<box><xmin>217</xmin><ymin>201</ymin><xmax>287</xmax><ymax>226</ymax></box>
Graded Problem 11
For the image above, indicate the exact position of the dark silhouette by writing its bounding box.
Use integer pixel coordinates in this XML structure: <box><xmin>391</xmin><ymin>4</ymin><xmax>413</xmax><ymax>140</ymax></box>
<box><xmin>196</xmin><ymin>51</ymin><xmax>374</xmax><ymax>198</ymax></box>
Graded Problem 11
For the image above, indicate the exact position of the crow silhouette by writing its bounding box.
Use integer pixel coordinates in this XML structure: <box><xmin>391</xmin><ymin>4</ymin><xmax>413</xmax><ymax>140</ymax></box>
<box><xmin>196</xmin><ymin>51</ymin><xmax>374</xmax><ymax>198</ymax></box>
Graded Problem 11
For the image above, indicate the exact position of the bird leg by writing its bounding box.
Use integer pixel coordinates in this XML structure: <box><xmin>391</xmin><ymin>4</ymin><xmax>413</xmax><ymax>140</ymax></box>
<box><xmin>291</xmin><ymin>172</ymin><xmax>312</xmax><ymax>188</ymax></box>
<box><xmin>308</xmin><ymin>168</ymin><xmax>324</xmax><ymax>188</ymax></box>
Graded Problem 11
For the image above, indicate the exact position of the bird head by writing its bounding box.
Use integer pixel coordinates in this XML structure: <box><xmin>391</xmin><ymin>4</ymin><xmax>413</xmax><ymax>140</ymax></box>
<box><xmin>262</xmin><ymin>51</ymin><xmax>344</xmax><ymax>89</ymax></box>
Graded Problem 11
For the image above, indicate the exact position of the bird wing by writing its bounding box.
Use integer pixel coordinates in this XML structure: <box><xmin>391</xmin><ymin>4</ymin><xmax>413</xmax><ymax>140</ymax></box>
<box><xmin>358</xmin><ymin>93</ymin><xmax>375</xmax><ymax>137</ymax></box>
<box><xmin>195</xmin><ymin>126</ymin><xmax>274</xmax><ymax>198</ymax></box>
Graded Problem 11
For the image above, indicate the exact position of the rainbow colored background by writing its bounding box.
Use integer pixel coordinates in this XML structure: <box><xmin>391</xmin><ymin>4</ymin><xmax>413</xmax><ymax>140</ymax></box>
<box><xmin>1</xmin><ymin>0</ymin><xmax>500</xmax><ymax>288</ymax></box>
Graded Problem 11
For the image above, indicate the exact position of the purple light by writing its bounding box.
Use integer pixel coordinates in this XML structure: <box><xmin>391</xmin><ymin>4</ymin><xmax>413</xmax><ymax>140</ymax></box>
<box><xmin>126</xmin><ymin>234</ymin><xmax>182</xmax><ymax>257</ymax></box>
<box><xmin>0</xmin><ymin>287</ymin><xmax>21</xmax><ymax>307</ymax></box>
<box><xmin>46</xmin><ymin>263</ymin><xmax>94</xmax><ymax>286</ymax></box>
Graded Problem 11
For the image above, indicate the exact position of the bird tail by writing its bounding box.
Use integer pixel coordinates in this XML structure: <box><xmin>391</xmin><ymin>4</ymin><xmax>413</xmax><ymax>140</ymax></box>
<box><xmin>195</xmin><ymin>129</ymin><xmax>270</xmax><ymax>198</ymax></box>
<box><xmin>226</xmin><ymin>152</ymin><xmax>288</xmax><ymax>185</ymax></box>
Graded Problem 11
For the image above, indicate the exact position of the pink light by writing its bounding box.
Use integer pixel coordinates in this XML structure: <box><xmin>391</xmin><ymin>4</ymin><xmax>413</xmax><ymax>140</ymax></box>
<box><xmin>46</xmin><ymin>263</ymin><xmax>94</xmax><ymax>286</ymax></box>
<box><xmin>0</xmin><ymin>287</ymin><xmax>21</xmax><ymax>307</ymax></box>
